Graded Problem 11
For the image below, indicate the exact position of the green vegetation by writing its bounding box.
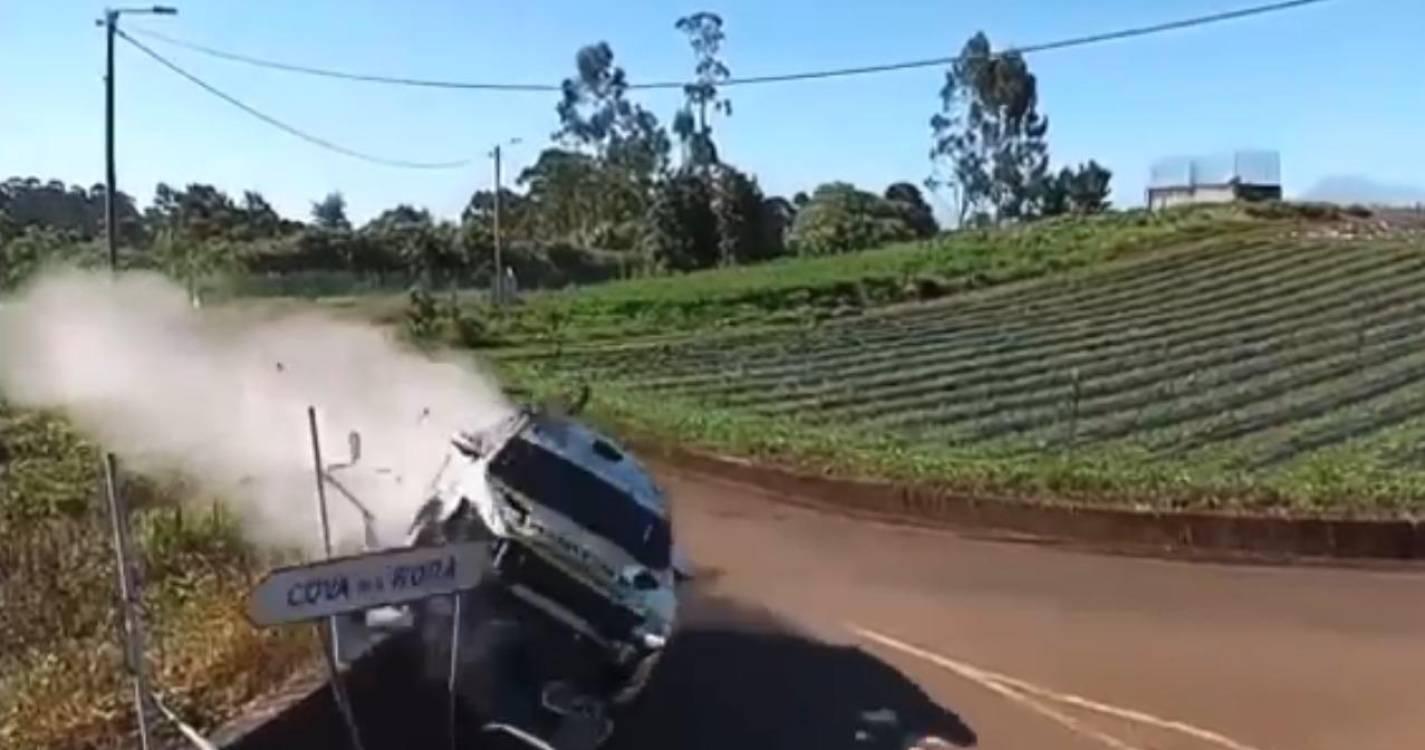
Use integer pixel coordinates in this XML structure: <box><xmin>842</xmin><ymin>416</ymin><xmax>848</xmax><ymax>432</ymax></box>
<box><xmin>498</xmin><ymin>207</ymin><xmax>1425</xmax><ymax>516</ymax></box>
<box><xmin>483</xmin><ymin>205</ymin><xmax>1271</xmax><ymax>344</ymax></box>
<box><xmin>0</xmin><ymin>405</ymin><xmax>312</xmax><ymax>749</ymax></box>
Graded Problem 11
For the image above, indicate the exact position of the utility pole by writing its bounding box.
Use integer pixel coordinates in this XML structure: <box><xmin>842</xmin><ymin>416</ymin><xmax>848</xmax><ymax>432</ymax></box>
<box><xmin>492</xmin><ymin>144</ymin><xmax>502</xmax><ymax>306</ymax></box>
<box><xmin>488</xmin><ymin>137</ymin><xmax>520</xmax><ymax>306</ymax></box>
<box><xmin>104</xmin><ymin>10</ymin><xmax>117</xmax><ymax>271</ymax></box>
<box><xmin>96</xmin><ymin>11</ymin><xmax>176</xmax><ymax>747</ymax></box>
<box><xmin>100</xmin><ymin>5</ymin><xmax>178</xmax><ymax>273</ymax></box>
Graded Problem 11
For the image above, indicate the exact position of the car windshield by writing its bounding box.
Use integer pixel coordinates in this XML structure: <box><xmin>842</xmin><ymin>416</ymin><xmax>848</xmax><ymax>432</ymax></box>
<box><xmin>489</xmin><ymin>435</ymin><xmax>671</xmax><ymax>569</ymax></box>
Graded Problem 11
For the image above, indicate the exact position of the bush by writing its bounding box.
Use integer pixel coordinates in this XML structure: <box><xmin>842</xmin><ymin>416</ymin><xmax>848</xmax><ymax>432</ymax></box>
<box><xmin>404</xmin><ymin>287</ymin><xmax>442</xmax><ymax>341</ymax></box>
<box><xmin>787</xmin><ymin>182</ymin><xmax>918</xmax><ymax>256</ymax></box>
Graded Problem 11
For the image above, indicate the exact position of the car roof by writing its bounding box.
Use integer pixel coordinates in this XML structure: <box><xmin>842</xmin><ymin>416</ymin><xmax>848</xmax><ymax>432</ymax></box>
<box><xmin>516</xmin><ymin>414</ymin><xmax>669</xmax><ymax>518</ymax></box>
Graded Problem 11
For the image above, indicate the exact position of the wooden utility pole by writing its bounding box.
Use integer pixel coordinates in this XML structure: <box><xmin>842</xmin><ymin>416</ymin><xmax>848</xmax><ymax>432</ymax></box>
<box><xmin>104</xmin><ymin>9</ymin><xmax>117</xmax><ymax>271</ymax></box>
<box><xmin>97</xmin><ymin>12</ymin><xmax>175</xmax><ymax>747</ymax></box>
<box><xmin>492</xmin><ymin>144</ymin><xmax>503</xmax><ymax>306</ymax></box>
<box><xmin>100</xmin><ymin>5</ymin><xmax>177</xmax><ymax>271</ymax></box>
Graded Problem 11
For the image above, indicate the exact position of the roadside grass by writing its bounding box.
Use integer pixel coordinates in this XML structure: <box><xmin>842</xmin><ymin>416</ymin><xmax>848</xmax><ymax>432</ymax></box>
<box><xmin>0</xmin><ymin>405</ymin><xmax>313</xmax><ymax>750</ymax></box>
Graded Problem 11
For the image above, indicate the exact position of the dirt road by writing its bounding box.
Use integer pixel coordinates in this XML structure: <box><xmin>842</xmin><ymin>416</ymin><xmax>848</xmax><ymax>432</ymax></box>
<box><xmin>628</xmin><ymin>467</ymin><xmax>1425</xmax><ymax>750</ymax></box>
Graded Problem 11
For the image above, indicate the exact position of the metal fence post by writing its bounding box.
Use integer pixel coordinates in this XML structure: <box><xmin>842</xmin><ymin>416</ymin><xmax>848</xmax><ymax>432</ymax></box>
<box><xmin>103</xmin><ymin>452</ymin><xmax>153</xmax><ymax>750</ymax></box>
<box><xmin>307</xmin><ymin>407</ymin><xmax>366</xmax><ymax>750</ymax></box>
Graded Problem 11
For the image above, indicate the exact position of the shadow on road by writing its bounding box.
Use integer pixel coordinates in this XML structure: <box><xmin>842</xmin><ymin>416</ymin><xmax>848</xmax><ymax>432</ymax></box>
<box><xmin>608</xmin><ymin>595</ymin><xmax>976</xmax><ymax>749</ymax></box>
<box><xmin>222</xmin><ymin>594</ymin><xmax>975</xmax><ymax>749</ymax></box>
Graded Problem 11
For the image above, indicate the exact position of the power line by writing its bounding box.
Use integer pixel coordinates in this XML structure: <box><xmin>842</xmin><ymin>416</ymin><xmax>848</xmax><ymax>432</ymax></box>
<box><xmin>130</xmin><ymin>0</ymin><xmax>1329</xmax><ymax>92</ymax></box>
<box><xmin>128</xmin><ymin>28</ymin><xmax>560</xmax><ymax>92</ymax></box>
<box><xmin>115</xmin><ymin>29</ymin><xmax>471</xmax><ymax>169</ymax></box>
<box><xmin>637</xmin><ymin>0</ymin><xmax>1331</xmax><ymax>89</ymax></box>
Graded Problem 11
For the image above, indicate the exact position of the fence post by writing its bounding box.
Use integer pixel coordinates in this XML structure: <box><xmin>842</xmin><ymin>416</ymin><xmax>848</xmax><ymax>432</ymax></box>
<box><xmin>103</xmin><ymin>452</ymin><xmax>154</xmax><ymax>750</ymax></box>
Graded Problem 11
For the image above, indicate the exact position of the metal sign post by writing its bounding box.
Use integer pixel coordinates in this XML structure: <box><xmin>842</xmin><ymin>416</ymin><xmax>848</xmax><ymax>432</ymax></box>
<box><xmin>306</xmin><ymin>407</ymin><xmax>366</xmax><ymax>750</ymax></box>
<box><xmin>447</xmin><ymin>593</ymin><xmax>463</xmax><ymax>750</ymax></box>
<box><xmin>103</xmin><ymin>452</ymin><xmax>153</xmax><ymax>750</ymax></box>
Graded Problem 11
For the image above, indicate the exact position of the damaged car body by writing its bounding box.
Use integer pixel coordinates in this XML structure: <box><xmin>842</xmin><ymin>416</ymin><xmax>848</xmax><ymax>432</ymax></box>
<box><xmin>399</xmin><ymin>402</ymin><xmax>686</xmax><ymax>747</ymax></box>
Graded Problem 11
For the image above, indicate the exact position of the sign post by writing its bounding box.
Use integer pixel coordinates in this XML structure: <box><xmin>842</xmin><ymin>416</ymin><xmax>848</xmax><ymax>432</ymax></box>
<box><xmin>306</xmin><ymin>408</ymin><xmax>364</xmax><ymax>750</ymax></box>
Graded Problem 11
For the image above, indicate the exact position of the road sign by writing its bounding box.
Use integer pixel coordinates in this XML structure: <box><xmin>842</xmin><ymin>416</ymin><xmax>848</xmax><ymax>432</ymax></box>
<box><xmin>249</xmin><ymin>542</ymin><xmax>485</xmax><ymax>626</ymax></box>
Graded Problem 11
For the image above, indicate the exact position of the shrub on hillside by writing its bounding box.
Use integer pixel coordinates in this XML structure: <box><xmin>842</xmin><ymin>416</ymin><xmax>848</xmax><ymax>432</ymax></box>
<box><xmin>884</xmin><ymin>182</ymin><xmax>939</xmax><ymax>238</ymax></box>
<box><xmin>787</xmin><ymin>182</ymin><xmax>918</xmax><ymax>256</ymax></box>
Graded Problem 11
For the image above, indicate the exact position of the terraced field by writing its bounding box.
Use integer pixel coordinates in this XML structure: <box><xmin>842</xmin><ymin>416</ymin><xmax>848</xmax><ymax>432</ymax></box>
<box><xmin>506</xmin><ymin>228</ymin><xmax>1425</xmax><ymax>513</ymax></box>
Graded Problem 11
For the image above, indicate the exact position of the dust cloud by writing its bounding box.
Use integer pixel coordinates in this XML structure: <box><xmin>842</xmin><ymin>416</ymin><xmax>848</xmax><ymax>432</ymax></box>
<box><xmin>0</xmin><ymin>269</ymin><xmax>512</xmax><ymax>552</ymax></box>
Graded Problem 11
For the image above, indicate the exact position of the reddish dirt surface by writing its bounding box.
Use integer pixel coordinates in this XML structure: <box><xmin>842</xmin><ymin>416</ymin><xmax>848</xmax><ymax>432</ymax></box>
<box><xmin>223</xmin><ymin>466</ymin><xmax>1425</xmax><ymax>749</ymax></box>
<box><xmin>664</xmin><ymin>468</ymin><xmax>1425</xmax><ymax>750</ymax></box>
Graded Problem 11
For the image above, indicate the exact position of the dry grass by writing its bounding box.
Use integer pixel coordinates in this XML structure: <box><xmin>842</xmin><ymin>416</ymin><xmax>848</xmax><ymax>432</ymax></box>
<box><xmin>0</xmin><ymin>406</ymin><xmax>314</xmax><ymax>750</ymax></box>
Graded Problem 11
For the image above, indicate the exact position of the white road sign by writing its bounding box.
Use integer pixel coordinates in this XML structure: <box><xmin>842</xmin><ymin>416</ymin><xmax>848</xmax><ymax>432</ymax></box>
<box><xmin>248</xmin><ymin>542</ymin><xmax>485</xmax><ymax>626</ymax></box>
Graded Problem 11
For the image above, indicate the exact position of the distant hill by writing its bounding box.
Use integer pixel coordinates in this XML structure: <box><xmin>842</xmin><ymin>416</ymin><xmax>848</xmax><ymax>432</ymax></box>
<box><xmin>1300</xmin><ymin>175</ymin><xmax>1425</xmax><ymax>207</ymax></box>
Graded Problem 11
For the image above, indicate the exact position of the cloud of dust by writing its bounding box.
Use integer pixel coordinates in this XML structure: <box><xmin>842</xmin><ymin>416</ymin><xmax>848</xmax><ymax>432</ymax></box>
<box><xmin>0</xmin><ymin>269</ymin><xmax>514</xmax><ymax>552</ymax></box>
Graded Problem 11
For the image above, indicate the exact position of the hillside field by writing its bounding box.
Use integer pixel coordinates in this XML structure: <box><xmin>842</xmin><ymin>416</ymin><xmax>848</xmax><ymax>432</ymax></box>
<box><xmin>497</xmin><ymin>206</ymin><xmax>1425</xmax><ymax>515</ymax></box>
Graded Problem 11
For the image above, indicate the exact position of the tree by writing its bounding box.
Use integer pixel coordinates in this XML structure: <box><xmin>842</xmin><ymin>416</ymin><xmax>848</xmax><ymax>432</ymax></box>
<box><xmin>553</xmin><ymin>43</ymin><xmax>670</xmax><ymax>241</ymax></box>
<box><xmin>1</xmin><ymin>226</ymin><xmax>76</xmax><ymax>291</ymax></box>
<box><xmin>1042</xmin><ymin>161</ymin><xmax>1113</xmax><ymax>217</ymax></box>
<box><xmin>359</xmin><ymin>206</ymin><xmax>463</xmax><ymax>286</ymax></box>
<box><xmin>709</xmin><ymin>166</ymin><xmax>773</xmax><ymax>265</ymax></box>
<box><xmin>518</xmin><ymin>148</ymin><xmax>605</xmax><ymax>243</ymax></box>
<box><xmin>884</xmin><ymin>182</ymin><xmax>939</xmax><ymax>238</ymax></box>
<box><xmin>555</xmin><ymin>43</ymin><xmax>668</xmax><ymax>169</ymax></box>
<box><xmin>674</xmin><ymin>12</ymin><xmax>731</xmax><ymax>169</ymax></box>
<box><xmin>311</xmin><ymin>192</ymin><xmax>352</xmax><ymax>231</ymax></box>
<box><xmin>758</xmin><ymin>196</ymin><xmax>795</xmax><ymax>258</ymax></box>
<box><xmin>0</xmin><ymin>209</ymin><xmax>15</xmax><ymax>246</ymax></box>
<box><xmin>235</xmin><ymin>190</ymin><xmax>283</xmax><ymax>240</ymax></box>
<box><xmin>930</xmin><ymin>32</ymin><xmax>1050</xmax><ymax>224</ymax></box>
<box><xmin>0</xmin><ymin>177</ymin><xmax>142</xmax><ymax>244</ymax></box>
<box><xmin>641</xmin><ymin>172</ymin><xmax>717</xmax><ymax>272</ymax></box>
<box><xmin>1066</xmin><ymin>160</ymin><xmax>1112</xmax><ymax>214</ymax></box>
<box><xmin>151</xmin><ymin>227</ymin><xmax>234</xmax><ymax>305</ymax></box>
<box><xmin>146</xmin><ymin>182</ymin><xmax>242</xmax><ymax>241</ymax></box>
<box><xmin>788</xmin><ymin>182</ymin><xmax>918</xmax><ymax>256</ymax></box>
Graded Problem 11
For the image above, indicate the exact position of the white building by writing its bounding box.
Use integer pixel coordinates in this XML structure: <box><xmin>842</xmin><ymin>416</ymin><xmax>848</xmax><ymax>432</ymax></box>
<box><xmin>1146</xmin><ymin>150</ymin><xmax>1282</xmax><ymax>211</ymax></box>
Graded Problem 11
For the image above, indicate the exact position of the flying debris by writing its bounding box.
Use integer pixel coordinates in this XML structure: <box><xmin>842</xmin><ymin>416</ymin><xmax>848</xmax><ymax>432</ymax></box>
<box><xmin>324</xmin><ymin>395</ymin><xmax>687</xmax><ymax>749</ymax></box>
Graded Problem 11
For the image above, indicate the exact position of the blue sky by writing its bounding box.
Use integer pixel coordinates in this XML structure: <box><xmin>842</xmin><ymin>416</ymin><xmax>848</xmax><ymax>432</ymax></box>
<box><xmin>2</xmin><ymin>0</ymin><xmax>1421</xmax><ymax>224</ymax></box>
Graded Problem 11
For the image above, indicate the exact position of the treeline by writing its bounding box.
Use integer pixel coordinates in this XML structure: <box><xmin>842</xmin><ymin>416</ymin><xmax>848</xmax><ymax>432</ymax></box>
<box><xmin>0</xmin><ymin>17</ymin><xmax>1111</xmax><ymax>294</ymax></box>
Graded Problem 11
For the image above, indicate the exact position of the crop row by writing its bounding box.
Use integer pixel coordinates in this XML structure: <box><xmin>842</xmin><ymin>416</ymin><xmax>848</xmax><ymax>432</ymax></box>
<box><xmin>562</xmin><ymin>234</ymin><xmax>1287</xmax><ymax>378</ymax></box>
<box><xmin>854</xmin><ymin>292</ymin><xmax>1425</xmax><ymax>436</ymax></box>
<box><xmin>753</xmin><ymin>256</ymin><xmax>1425</xmax><ymax>420</ymax></box>
<box><xmin>964</xmin><ymin>324</ymin><xmax>1425</xmax><ymax>450</ymax></box>
<box><xmin>619</xmin><ymin>237</ymin><xmax>1311</xmax><ymax>385</ymax></box>
<box><xmin>659</xmin><ymin>244</ymin><xmax>1418</xmax><ymax>405</ymax></box>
